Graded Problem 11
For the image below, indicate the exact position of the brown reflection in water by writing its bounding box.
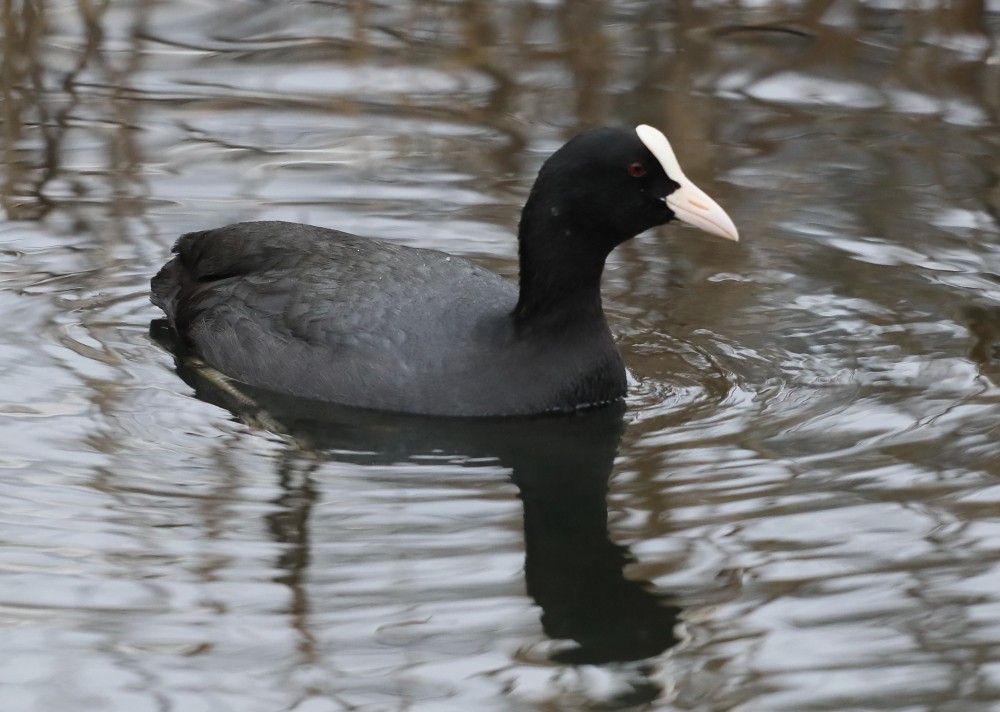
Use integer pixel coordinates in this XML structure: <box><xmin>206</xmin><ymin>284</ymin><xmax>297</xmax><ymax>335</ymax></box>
<box><xmin>557</xmin><ymin>0</ymin><xmax>610</xmax><ymax>129</ymax></box>
<box><xmin>2</xmin><ymin>0</ymin><xmax>53</xmax><ymax>220</ymax></box>
<box><xmin>100</xmin><ymin>0</ymin><xmax>155</xmax><ymax>246</ymax></box>
<box><xmin>3</xmin><ymin>1</ymin><xmax>998</xmax><ymax>227</ymax></box>
<box><xmin>964</xmin><ymin>304</ymin><xmax>1000</xmax><ymax>385</ymax></box>
<box><xmin>0</xmin><ymin>0</ymin><xmax>152</xmax><ymax>241</ymax></box>
<box><xmin>265</xmin><ymin>450</ymin><xmax>321</xmax><ymax>663</ymax></box>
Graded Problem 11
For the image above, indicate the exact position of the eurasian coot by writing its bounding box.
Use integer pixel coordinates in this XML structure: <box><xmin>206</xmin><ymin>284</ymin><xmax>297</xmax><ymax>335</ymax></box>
<box><xmin>152</xmin><ymin>125</ymin><xmax>738</xmax><ymax>416</ymax></box>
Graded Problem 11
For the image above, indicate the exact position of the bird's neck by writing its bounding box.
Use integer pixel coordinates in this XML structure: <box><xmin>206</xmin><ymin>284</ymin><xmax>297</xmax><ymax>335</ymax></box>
<box><xmin>512</xmin><ymin>196</ymin><xmax>613</xmax><ymax>330</ymax></box>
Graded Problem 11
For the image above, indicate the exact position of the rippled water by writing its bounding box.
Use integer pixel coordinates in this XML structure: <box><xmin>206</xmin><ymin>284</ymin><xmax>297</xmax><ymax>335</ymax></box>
<box><xmin>3</xmin><ymin>1</ymin><xmax>1000</xmax><ymax>710</ymax></box>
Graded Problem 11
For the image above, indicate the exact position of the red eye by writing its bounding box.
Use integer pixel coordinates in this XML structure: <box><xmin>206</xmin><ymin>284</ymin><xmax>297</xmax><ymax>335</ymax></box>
<box><xmin>628</xmin><ymin>162</ymin><xmax>646</xmax><ymax>178</ymax></box>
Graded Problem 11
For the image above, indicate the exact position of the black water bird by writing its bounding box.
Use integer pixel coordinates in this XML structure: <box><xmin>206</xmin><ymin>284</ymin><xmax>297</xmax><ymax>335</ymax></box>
<box><xmin>152</xmin><ymin>125</ymin><xmax>738</xmax><ymax>416</ymax></box>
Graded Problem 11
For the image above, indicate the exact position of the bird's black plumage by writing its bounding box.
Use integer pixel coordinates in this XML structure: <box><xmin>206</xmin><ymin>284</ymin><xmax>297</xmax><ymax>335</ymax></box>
<box><xmin>152</xmin><ymin>126</ymin><xmax>737</xmax><ymax>416</ymax></box>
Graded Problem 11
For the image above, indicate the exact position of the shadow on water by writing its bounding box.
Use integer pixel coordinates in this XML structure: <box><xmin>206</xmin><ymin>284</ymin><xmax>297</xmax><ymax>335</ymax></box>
<box><xmin>151</xmin><ymin>319</ymin><xmax>682</xmax><ymax>681</ymax></box>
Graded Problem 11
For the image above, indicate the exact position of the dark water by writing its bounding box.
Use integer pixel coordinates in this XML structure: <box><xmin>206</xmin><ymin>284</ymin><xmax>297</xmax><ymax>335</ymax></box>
<box><xmin>3</xmin><ymin>1</ymin><xmax>1000</xmax><ymax>710</ymax></box>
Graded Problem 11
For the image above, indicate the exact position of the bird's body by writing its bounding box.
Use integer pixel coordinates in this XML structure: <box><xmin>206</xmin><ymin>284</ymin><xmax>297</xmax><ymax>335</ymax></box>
<box><xmin>153</xmin><ymin>221</ymin><xmax>623</xmax><ymax>415</ymax></box>
<box><xmin>152</xmin><ymin>126</ymin><xmax>738</xmax><ymax>417</ymax></box>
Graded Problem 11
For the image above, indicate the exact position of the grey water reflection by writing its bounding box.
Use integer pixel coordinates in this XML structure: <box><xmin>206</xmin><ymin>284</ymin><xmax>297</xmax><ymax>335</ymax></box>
<box><xmin>4</xmin><ymin>0</ymin><xmax>1000</xmax><ymax>710</ymax></box>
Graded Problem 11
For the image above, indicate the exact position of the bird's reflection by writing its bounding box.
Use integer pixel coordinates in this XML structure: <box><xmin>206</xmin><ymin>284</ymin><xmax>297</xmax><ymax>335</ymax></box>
<box><xmin>153</xmin><ymin>320</ymin><xmax>681</xmax><ymax>670</ymax></box>
<box><xmin>520</xmin><ymin>471</ymin><xmax>681</xmax><ymax>666</ymax></box>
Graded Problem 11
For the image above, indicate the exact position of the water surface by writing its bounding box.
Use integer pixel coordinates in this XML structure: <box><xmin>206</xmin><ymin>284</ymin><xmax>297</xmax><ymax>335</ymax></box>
<box><xmin>3</xmin><ymin>2</ymin><xmax>1000</xmax><ymax>710</ymax></box>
